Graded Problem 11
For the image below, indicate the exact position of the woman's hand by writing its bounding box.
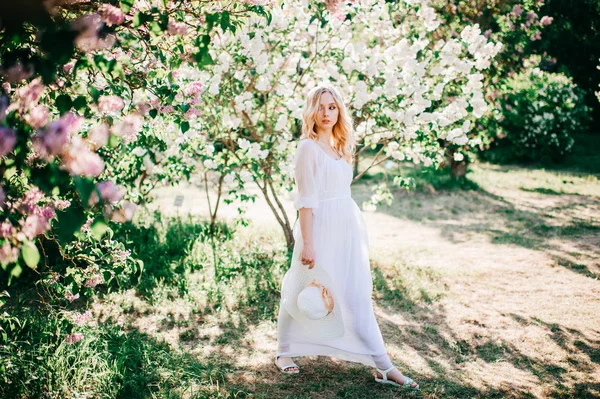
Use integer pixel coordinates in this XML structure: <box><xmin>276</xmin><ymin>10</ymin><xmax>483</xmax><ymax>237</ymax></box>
<box><xmin>300</xmin><ymin>243</ymin><xmax>315</xmax><ymax>269</ymax></box>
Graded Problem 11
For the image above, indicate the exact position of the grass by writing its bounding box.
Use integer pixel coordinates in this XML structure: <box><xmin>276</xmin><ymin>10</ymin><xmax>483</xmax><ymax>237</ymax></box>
<box><xmin>2</xmin><ymin>141</ymin><xmax>600</xmax><ymax>398</ymax></box>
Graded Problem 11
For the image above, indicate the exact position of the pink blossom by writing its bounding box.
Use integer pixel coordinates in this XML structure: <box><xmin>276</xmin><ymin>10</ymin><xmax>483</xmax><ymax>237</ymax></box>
<box><xmin>81</xmin><ymin>217</ymin><xmax>93</xmax><ymax>233</ymax></box>
<box><xmin>26</xmin><ymin>105</ymin><xmax>50</xmax><ymax>129</ymax></box>
<box><xmin>19</xmin><ymin>187</ymin><xmax>45</xmax><ymax>214</ymax></box>
<box><xmin>72</xmin><ymin>310</ymin><xmax>93</xmax><ymax>325</ymax></box>
<box><xmin>112</xmin><ymin>114</ymin><xmax>143</xmax><ymax>144</ymax></box>
<box><xmin>113</xmin><ymin>249</ymin><xmax>131</xmax><ymax>263</ymax></box>
<box><xmin>39</xmin><ymin>206</ymin><xmax>56</xmax><ymax>221</ymax></box>
<box><xmin>540</xmin><ymin>16</ymin><xmax>553</xmax><ymax>26</ymax></box>
<box><xmin>0</xmin><ymin>186</ymin><xmax>4</xmax><ymax>208</ymax></box>
<box><xmin>21</xmin><ymin>214</ymin><xmax>51</xmax><ymax>239</ymax></box>
<box><xmin>99</xmin><ymin>4</ymin><xmax>125</xmax><ymax>26</ymax></box>
<box><xmin>62</xmin><ymin>141</ymin><xmax>105</xmax><ymax>177</ymax></box>
<box><xmin>33</xmin><ymin>112</ymin><xmax>83</xmax><ymax>158</ymax></box>
<box><xmin>110</xmin><ymin>201</ymin><xmax>137</xmax><ymax>223</ymax></box>
<box><xmin>527</xmin><ymin>11</ymin><xmax>537</xmax><ymax>23</ymax></box>
<box><xmin>84</xmin><ymin>274</ymin><xmax>105</xmax><ymax>288</ymax></box>
<box><xmin>2</xmin><ymin>61</ymin><xmax>34</xmax><ymax>83</ymax></box>
<box><xmin>89</xmin><ymin>180</ymin><xmax>126</xmax><ymax>206</ymax></box>
<box><xmin>159</xmin><ymin>105</ymin><xmax>174</xmax><ymax>114</ymax></box>
<box><xmin>15</xmin><ymin>78</ymin><xmax>44</xmax><ymax>109</ymax></box>
<box><xmin>483</xmin><ymin>29</ymin><xmax>492</xmax><ymax>38</ymax></box>
<box><xmin>98</xmin><ymin>95</ymin><xmax>125</xmax><ymax>114</ymax></box>
<box><xmin>87</xmin><ymin>123</ymin><xmax>110</xmax><ymax>150</ymax></box>
<box><xmin>184</xmin><ymin>108</ymin><xmax>203</xmax><ymax>120</ymax></box>
<box><xmin>512</xmin><ymin>4</ymin><xmax>523</xmax><ymax>17</ymax></box>
<box><xmin>64</xmin><ymin>332</ymin><xmax>84</xmax><ymax>344</ymax></box>
<box><xmin>184</xmin><ymin>82</ymin><xmax>205</xmax><ymax>97</ymax></box>
<box><xmin>0</xmin><ymin>242</ymin><xmax>19</xmax><ymax>265</ymax></box>
<box><xmin>65</xmin><ymin>291</ymin><xmax>80</xmax><ymax>302</ymax></box>
<box><xmin>0</xmin><ymin>127</ymin><xmax>17</xmax><ymax>157</ymax></box>
<box><xmin>0</xmin><ymin>222</ymin><xmax>13</xmax><ymax>238</ymax></box>
<box><xmin>530</xmin><ymin>32</ymin><xmax>542</xmax><ymax>41</ymax></box>
<box><xmin>63</xmin><ymin>61</ymin><xmax>76</xmax><ymax>74</ymax></box>
<box><xmin>167</xmin><ymin>20</ymin><xmax>189</xmax><ymax>36</ymax></box>
<box><xmin>53</xmin><ymin>199</ymin><xmax>71</xmax><ymax>210</ymax></box>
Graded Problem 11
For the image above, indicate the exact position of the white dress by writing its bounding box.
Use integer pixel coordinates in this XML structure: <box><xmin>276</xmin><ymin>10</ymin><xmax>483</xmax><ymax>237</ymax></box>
<box><xmin>276</xmin><ymin>138</ymin><xmax>393</xmax><ymax>370</ymax></box>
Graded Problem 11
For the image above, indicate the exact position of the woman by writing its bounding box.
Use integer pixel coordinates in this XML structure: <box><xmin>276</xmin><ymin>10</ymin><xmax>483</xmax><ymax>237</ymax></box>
<box><xmin>275</xmin><ymin>84</ymin><xmax>419</xmax><ymax>390</ymax></box>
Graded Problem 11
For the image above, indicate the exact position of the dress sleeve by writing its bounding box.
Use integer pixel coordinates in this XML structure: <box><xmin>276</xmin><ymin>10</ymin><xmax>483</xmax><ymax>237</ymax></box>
<box><xmin>293</xmin><ymin>140</ymin><xmax>320</xmax><ymax>211</ymax></box>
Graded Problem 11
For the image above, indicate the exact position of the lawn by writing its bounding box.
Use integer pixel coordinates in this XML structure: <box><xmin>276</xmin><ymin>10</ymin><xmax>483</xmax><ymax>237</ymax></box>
<box><xmin>2</xmin><ymin>158</ymin><xmax>599</xmax><ymax>399</ymax></box>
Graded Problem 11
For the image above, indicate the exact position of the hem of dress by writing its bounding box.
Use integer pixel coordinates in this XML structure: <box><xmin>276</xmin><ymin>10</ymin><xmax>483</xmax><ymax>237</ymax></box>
<box><xmin>276</xmin><ymin>343</ymin><xmax>385</xmax><ymax>368</ymax></box>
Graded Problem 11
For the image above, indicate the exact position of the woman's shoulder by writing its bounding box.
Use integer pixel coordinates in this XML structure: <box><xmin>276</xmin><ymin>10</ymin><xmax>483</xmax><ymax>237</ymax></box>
<box><xmin>296</xmin><ymin>138</ymin><xmax>319</xmax><ymax>153</ymax></box>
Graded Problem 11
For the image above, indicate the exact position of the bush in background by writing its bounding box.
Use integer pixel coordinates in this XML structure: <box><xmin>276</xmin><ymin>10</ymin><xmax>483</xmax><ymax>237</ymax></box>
<box><xmin>483</xmin><ymin>66</ymin><xmax>590</xmax><ymax>163</ymax></box>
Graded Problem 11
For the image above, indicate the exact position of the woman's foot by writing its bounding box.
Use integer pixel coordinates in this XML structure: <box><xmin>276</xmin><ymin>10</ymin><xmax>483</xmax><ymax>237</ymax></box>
<box><xmin>376</xmin><ymin>367</ymin><xmax>419</xmax><ymax>389</ymax></box>
<box><xmin>275</xmin><ymin>356</ymin><xmax>300</xmax><ymax>373</ymax></box>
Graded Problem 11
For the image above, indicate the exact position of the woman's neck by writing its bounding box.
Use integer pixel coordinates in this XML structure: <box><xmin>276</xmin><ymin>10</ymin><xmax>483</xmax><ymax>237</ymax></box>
<box><xmin>315</xmin><ymin>128</ymin><xmax>333</xmax><ymax>145</ymax></box>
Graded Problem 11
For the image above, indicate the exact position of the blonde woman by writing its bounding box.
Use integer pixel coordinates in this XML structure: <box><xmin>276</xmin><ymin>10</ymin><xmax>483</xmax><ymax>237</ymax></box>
<box><xmin>275</xmin><ymin>84</ymin><xmax>419</xmax><ymax>390</ymax></box>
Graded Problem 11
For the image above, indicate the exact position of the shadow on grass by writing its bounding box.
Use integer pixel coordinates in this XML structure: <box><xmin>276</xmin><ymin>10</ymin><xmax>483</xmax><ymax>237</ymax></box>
<box><xmin>355</xmin><ymin>168</ymin><xmax>600</xmax><ymax>279</ymax></box>
<box><xmin>111</xmin><ymin>210</ymin><xmax>235</xmax><ymax>300</ymax></box>
<box><xmin>0</xmin><ymin>303</ymin><xmax>239</xmax><ymax>399</ymax></box>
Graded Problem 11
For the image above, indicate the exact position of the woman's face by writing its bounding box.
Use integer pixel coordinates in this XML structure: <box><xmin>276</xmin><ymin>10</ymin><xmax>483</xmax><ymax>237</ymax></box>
<box><xmin>314</xmin><ymin>92</ymin><xmax>339</xmax><ymax>132</ymax></box>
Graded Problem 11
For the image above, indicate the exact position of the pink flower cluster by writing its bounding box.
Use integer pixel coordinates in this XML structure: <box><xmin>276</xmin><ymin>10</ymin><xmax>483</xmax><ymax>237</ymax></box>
<box><xmin>0</xmin><ymin>127</ymin><xmax>16</xmax><ymax>157</ymax></box>
<box><xmin>64</xmin><ymin>332</ymin><xmax>84</xmax><ymax>344</ymax></box>
<box><xmin>26</xmin><ymin>105</ymin><xmax>50</xmax><ymax>129</ymax></box>
<box><xmin>167</xmin><ymin>20</ymin><xmax>189</xmax><ymax>36</ymax></box>
<box><xmin>113</xmin><ymin>249</ymin><xmax>131</xmax><ymax>264</ymax></box>
<box><xmin>98</xmin><ymin>95</ymin><xmax>125</xmax><ymax>114</ymax></box>
<box><xmin>72</xmin><ymin>310</ymin><xmax>93</xmax><ymax>325</ymax></box>
<box><xmin>540</xmin><ymin>16</ymin><xmax>553</xmax><ymax>26</ymax></box>
<box><xmin>0</xmin><ymin>242</ymin><xmax>19</xmax><ymax>265</ymax></box>
<box><xmin>33</xmin><ymin>112</ymin><xmax>106</xmax><ymax>178</ymax></box>
<box><xmin>184</xmin><ymin>82</ymin><xmax>205</xmax><ymax>98</ymax></box>
<box><xmin>112</xmin><ymin>114</ymin><xmax>143</xmax><ymax>144</ymax></box>
<box><xmin>110</xmin><ymin>201</ymin><xmax>137</xmax><ymax>223</ymax></box>
<box><xmin>512</xmin><ymin>4</ymin><xmax>524</xmax><ymax>18</ymax></box>
<box><xmin>13</xmin><ymin>78</ymin><xmax>44</xmax><ymax>111</ymax></box>
<box><xmin>99</xmin><ymin>4</ymin><xmax>125</xmax><ymax>26</ymax></box>
<box><xmin>88</xmin><ymin>180</ymin><xmax>126</xmax><ymax>206</ymax></box>
<box><xmin>65</xmin><ymin>291</ymin><xmax>80</xmax><ymax>302</ymax></box>
<box><xmin>84</xmin><ymin>273</ymin><xmax>105</xmax><ymax>288</ymax></box>
<box><xmin>33</xmin><ymin>112</ymin><xmax>82</xmax><ymax>158</ymax></box>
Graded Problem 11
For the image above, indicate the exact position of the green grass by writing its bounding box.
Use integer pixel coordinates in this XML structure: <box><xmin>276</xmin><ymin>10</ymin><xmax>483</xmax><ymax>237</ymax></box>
<box><xmin>2</xmin><ymin>152</ymin><xmax>600</xmax><ymax>398</ymax></box>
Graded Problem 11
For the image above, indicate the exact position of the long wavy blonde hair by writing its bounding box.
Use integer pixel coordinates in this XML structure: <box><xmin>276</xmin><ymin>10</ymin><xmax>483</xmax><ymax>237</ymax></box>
<box><xmin>300</xmin><ymin>84</ymin><xmax>356</xmax><ymax>163</ymax></box>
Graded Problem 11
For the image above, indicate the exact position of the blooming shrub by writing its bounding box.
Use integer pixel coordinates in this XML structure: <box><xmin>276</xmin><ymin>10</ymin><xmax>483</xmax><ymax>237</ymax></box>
<box><xmin>488</xmin><ymin>68</ymin><xmax>590</xmax><ymax>162</ymax></box>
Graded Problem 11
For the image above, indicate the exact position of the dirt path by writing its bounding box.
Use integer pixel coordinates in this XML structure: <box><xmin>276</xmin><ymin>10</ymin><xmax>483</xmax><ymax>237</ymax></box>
<box><xmin>146</xmin><ymin>164</ymin><xmax>600</xmax><ymax>398</ymax></box>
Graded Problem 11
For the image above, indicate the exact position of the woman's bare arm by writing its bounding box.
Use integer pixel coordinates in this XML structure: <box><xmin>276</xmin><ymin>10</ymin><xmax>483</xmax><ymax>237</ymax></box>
<box><xmin>299</xmin><ymin>208</ymin><xmax>316</xmax><ymax>269</ymax></box>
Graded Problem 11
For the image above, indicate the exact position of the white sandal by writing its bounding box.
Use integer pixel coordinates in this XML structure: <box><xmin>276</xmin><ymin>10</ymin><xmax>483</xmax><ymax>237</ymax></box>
<box><xmin>274</xmin><ymin>355</ymin><xmax>300</xmax><ymax>374</ymax></box>
<box><xmin>375</xmin><ymin>366</ymin><xmax>420</xmax><ymax>390</ymax></box>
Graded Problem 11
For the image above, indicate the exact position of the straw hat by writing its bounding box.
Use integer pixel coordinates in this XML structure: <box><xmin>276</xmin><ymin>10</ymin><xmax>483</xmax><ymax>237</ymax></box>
<box><xmin>281</xmin><ymin>261</ymin><xmax>345</xmax><ymax>340</ymax></box>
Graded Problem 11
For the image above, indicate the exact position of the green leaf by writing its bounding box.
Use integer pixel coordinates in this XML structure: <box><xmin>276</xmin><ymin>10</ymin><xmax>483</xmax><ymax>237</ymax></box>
<box><xmin>221</xmin><ymin>11</ymin><xmax>230</xmax><ymax>32</ymax></box>
<box><xmin>91</xmin><ymin>220</ymin><xmax>112</xmax><ymax>240</ymax></box>
<box><xmin>55</xmin><ymin>205</ymin><xmax>87</xmax><ymax>242</ymax></box>
<box><xmin>74</xmin><ymin>176</ymin><xmax>96</xmax><ymax>206</ymax></box>
<box><xmin>56</xmin><ymin>94</ymin><xmax>72</xmax><ymax>114</ymax></box>
<box><xmin>22</xmin><ymin>241</ymin><xmax>40</xmax><ymax>269</ymax></box>
<box><xmin>121</xmin><ymin>0</ymin><xmax>135</xmax><ymax>13</ymax></box>
<box><xmin>149</xmin><ymin>109</ymin><xmax>158</xmax><ymax>119</ymax></box>
<box><xmin>180</xmin><ymin>121</ymin><xmax>190</xmax><ymax>133</ymax></box>
<box><xmin>73</xmin><ymin>96</ymin><xmax>87</xmax><ymax>111</ymax></box>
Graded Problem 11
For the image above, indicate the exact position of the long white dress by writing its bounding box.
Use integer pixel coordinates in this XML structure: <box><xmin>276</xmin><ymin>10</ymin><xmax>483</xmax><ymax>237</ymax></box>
<box><xmin>276</xmin><ymin>138</ymin><xmax>393</xmax><ymax>370</ymax></box>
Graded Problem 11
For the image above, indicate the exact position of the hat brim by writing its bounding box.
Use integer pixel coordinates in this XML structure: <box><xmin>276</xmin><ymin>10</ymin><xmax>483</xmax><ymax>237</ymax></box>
<box><xmin>281</xmin><ymin>257</ymin><xmax>345</xmax><ymax>340</ymax></box>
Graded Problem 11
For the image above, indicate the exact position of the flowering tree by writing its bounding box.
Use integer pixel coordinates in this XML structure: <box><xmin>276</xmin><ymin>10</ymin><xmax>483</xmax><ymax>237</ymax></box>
<box><xmin>0</xmin><ymin>0</ymin><xmax>259</xmax><ymax>290</ymax></box>
<box><xmin>429</xmin><ymin>0</ymin><xmax>557</xmax><ymax>172</ymax></box>
<box><xmin>164</xmin><ymin>0</ymin><xmax>502</xmax><ymax>249</ymax></box>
